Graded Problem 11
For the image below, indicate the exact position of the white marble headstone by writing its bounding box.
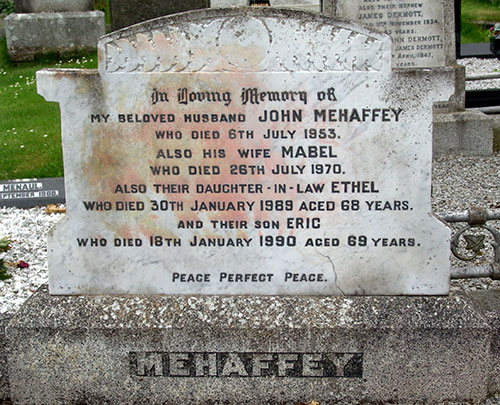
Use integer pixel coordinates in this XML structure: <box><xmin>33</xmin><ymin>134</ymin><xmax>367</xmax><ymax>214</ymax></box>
<box><xmin>38</xmin><ymin>8</ymin><xmax>452</xmax><ymax>296</ymax></box>
<box><xmin>326</xmin><ymin>0</ymin><xmax>450</xmax><ymax>68</ymax></box>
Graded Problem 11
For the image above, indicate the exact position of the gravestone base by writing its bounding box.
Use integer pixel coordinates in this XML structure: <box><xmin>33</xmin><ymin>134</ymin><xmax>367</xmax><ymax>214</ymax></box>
<box><xmin>433</xmin><ymin>110</ymin><xmax>494</xmax><ymax>156</ymax></box>
<box><xmin>5</xmin><ymin>285</ymin><xmax>492</xmax><ymax>404</ymax></box>
<box><xmin>5</xmin><ymin>11</ymin><xmax>105</xmax><ymax>62</ymax></box>
<box><xmin>469</xmin><ymin>290</ymin><xmax>500</xmax><ymax>395</ymax></box>
<box><xmin>0</xmin><ymin>315</ymin><xmax>10</xmax><ymax>403</ymax></box>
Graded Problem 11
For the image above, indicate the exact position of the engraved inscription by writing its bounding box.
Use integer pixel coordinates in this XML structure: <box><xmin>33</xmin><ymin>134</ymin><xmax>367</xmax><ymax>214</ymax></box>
<box><xmin>129</xmin><ymin>352</ymin><xmax>364</xmax><ymax>378</ymax></box>
<box><xmin>335</xmin><ymin>0</ymin><xmax>446</xmax><ymax>68</ymax></box>
<box><xmin>0</xmin><ymin>179</ymin><xmax>64</xmax><ymax>205</ymax></box>
<box><xmin>39</xmin><ymin>7</ymin><xmax>451</xmax><ymax>296</ymax></box>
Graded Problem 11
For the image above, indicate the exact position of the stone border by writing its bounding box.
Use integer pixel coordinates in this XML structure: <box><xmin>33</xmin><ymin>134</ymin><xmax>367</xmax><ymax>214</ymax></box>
<box><xmin>1</xmin><ymin>286</ymin><xmax>499</xmax><ymax>403</ymax></box>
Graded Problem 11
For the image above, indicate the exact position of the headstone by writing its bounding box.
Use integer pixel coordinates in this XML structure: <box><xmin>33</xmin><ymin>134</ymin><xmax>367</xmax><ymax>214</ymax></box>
<box><xmin>6</xmin><ymin>9</ymin><xmax>494</xmax><ymax>404</ymax></box>
<box><xmin>0</xmin><ymin>178</ymin><xmax>65</xmax><ymax>208</ymax></box>
<box><xmin>5</xmin><ymin>11</ymin><xmax>105</xmax><ymax>61</ymax></box>
<box><xmin>109</xmin><ymin>0</ymin><xmax>210</xmax><ymax>31</ymax></box>
<box><xmin>323</xmin><ymin>0</ymin><xmax>455</xmax><ymax>68</ymax></box>
<box><xmin>322</xmin><ymin>0</ymin><xmax>460</xmax><ymax>111</ymax></box>
<box><xmin>324</xmin><ymin>0</ymin><xmax>495</xmax><ymax>156</ymax></box>
<box><xmin>37</xmin><ymin>7</ymin><xmax>453</xmax><ymax>296</ymax></box>
<box><xmin>6</xmin><ymin>0</ymin><xmax>105</xmax><ymax>62</ymax></box>
<box><xmin>14</xmin><ymin>0</ymin><xmax>94</xmax><ymax>13</ymax></box>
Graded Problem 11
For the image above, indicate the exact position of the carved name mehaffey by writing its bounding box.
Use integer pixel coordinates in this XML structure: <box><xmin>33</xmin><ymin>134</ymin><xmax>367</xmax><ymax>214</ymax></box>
<box><xmin>130</xmin><ymin>351</ymin><xmax>363</xmax><ymax>378</ymax></box>
<box><xmin>38</xmin><ymin>8</ymin><xmax>453</xmax><ymax>295</ymax></box>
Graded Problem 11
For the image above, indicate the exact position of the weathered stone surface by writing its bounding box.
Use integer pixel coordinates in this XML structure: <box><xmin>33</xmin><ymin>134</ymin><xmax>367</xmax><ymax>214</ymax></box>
<box><xmin>433</xmin><ymin>110</ymin><xmax>494</xmax><ymax>156</ymax></box>
<box><xmin>323</xmin><ymin>0</ymin><xmax>456</xmax><ymax>68</ymax></box>
<box><xmin>37</xmin><ymin>8</ymin><xmax>452</xmax><ymax>296</ymax></box>
<box><xmin>5</xmin><ymin>285</ymin><xmax>491</xmax><ymax>404</ymax></box>
<box><xmin>0</xmin><ymin>315</ymin><xmax>10</xmax><ymax>402</ymax></box>
<box><xmin>5</xmin><ymin>11</ymin><xmax>105</xmax><ymax>61</ymax></box>
<box><xmin>469</xmin><ymin>290</ymin><xmax>500</xmax><ymax>395</ymax></box>
<box><xmin>433</xmin><ymin>64</ymin><xmax>466</xmax><ymax>113</ymax></box>
<box><xmin>14</xmin><ymin>0</ymin><xmax>94</xmax><ymax>13</ymax></box>
<box><xmin>109</xmin><ymin>0</ymin><xmax>210</xmax><ymax>31</ymax></box>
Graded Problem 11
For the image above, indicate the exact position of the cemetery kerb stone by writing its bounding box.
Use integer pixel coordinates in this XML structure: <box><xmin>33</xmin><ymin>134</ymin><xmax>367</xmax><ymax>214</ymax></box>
<box><xmin>36</xmin><ymin>8</ymin><xmax>452</xmax><ymax>296</ymax></box>
<box><xmin>109</xmin><ymin>0</ymin><xmax>211</xmax><ymax>31</ymax></box>
<box><xmin>5</xmin><ymin>8</ymin><xmax>495</xmax><ymax>404</ymax></box>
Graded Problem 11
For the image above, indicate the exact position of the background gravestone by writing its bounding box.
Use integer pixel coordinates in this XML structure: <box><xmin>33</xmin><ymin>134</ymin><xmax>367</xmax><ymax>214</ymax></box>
<box><xmin>109</xmin><ymin>0</ymin><xmax>211</xmax><ymax>31</ymax></box>
<box><xmin>211</xmin><ymin>0</ymin><xmax>320</xmax><ymax>11</ymax></box>
<box><xmin>323</xmin><ymin>0</ymin><xmax>455</xmax><ymax>68</ymax></box>
<box><xmin>323</xmin><ymin>0</ymin><xmax>495</xmax><ymax>156</ymax></box>
<box><xmin>5</xmin><ymin>0</ymin><xmax>104</xmax><ymax>61</ymax></box>
<box><xmin>0</xmin><ymin>178</ymin><xmax>65</xmax><ymax>208</ymax></box>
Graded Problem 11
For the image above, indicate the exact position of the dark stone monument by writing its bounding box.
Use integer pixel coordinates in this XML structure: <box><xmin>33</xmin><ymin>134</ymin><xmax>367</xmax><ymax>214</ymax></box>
<box><xmin>109</xmin><ymin>0</ymin><xmax>211</xmax><ymax>31</ymax></box>
<box><xmin>0</xmin><ymin>178</ymin><xmax>65</xmax><ymax>208</ymax></box>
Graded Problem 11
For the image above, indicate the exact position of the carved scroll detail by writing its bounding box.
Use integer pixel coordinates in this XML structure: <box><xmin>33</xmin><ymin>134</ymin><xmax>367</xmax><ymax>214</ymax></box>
<box><xmin>103</xmin><ymin>17</ymin><xmax>388</xmax><ymax>73</ymax></box>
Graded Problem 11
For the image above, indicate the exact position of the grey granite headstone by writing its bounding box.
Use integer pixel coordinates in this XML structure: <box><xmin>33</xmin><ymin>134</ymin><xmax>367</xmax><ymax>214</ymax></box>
<box><xmin>37</xmin><ymin>7</ymin><xmax>453</xmax><ymax>296</ymax></box>
<box><xmin>109</xmin><ymin>0</ymin><xmax>211</xmax><ymax>31</ymax></box>
<box><xmin>5</xmin><ymin>11</ymin><xmax>105</xmax><ymax>61</ymax></box>
<box><xmin>324</xmin><ymin>0</ymin><xmax>492</xmax><ymax>151</ymax></box>
<box><xmin>0</xmin><ymin>178</ymin><xmax>65</xmax><ymax>208</ymax></box>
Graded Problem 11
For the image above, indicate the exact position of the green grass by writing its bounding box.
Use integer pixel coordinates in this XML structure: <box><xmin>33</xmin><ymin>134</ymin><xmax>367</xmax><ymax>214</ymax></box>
<box><xmin>494</xmin><ymin>127</ymin><xmax>500</xmax><ymax>152</ymax></box>
<box><xmin>0</xmin><ymin>0</ymin><xmax>110</xmax><ymax>180</ymax></box>
<box><xmin>0</xmin><ymin>38</ymin><xmax>97</xmax><ymax>180</ymax></box>
<box><xmin>94</xmin><ymin>0</ymin><xmax>111</xmax><ymax>29</ymax></box>
<box><xmin>462</xmin><ymin>0</ymin><xmax>500</xmax><ymax>43</ymax></box>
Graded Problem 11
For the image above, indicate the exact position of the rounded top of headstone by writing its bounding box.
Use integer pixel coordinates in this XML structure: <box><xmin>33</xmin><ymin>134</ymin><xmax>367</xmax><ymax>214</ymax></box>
<box><xmin>14</xmin><ymin>0</ymin><xmax>94</xmax><ymax>13</ymax></box>
<box><xmin>98</xmin><ymin>7</ymin><xmax>392</xmax><ymax>75</ymax></box>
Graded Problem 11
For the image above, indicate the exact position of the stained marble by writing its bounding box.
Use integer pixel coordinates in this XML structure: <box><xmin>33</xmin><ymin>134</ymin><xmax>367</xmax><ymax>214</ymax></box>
<box><xmin>37</xmin><ymin>8</ymin><xmax>452</xmax><ymax>295</ymax></box>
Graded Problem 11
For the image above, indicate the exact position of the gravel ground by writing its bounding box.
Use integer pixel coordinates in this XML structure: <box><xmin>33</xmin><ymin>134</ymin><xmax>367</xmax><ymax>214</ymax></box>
<box><xmin>0</xmin><ymin>206</ymin><xmax>62</xmax><ymax>314</ymax></box>
<box><xmin>458</xmin><ymin>57</ymin><xmax>500</xmax><ymax>90</ymax></box>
